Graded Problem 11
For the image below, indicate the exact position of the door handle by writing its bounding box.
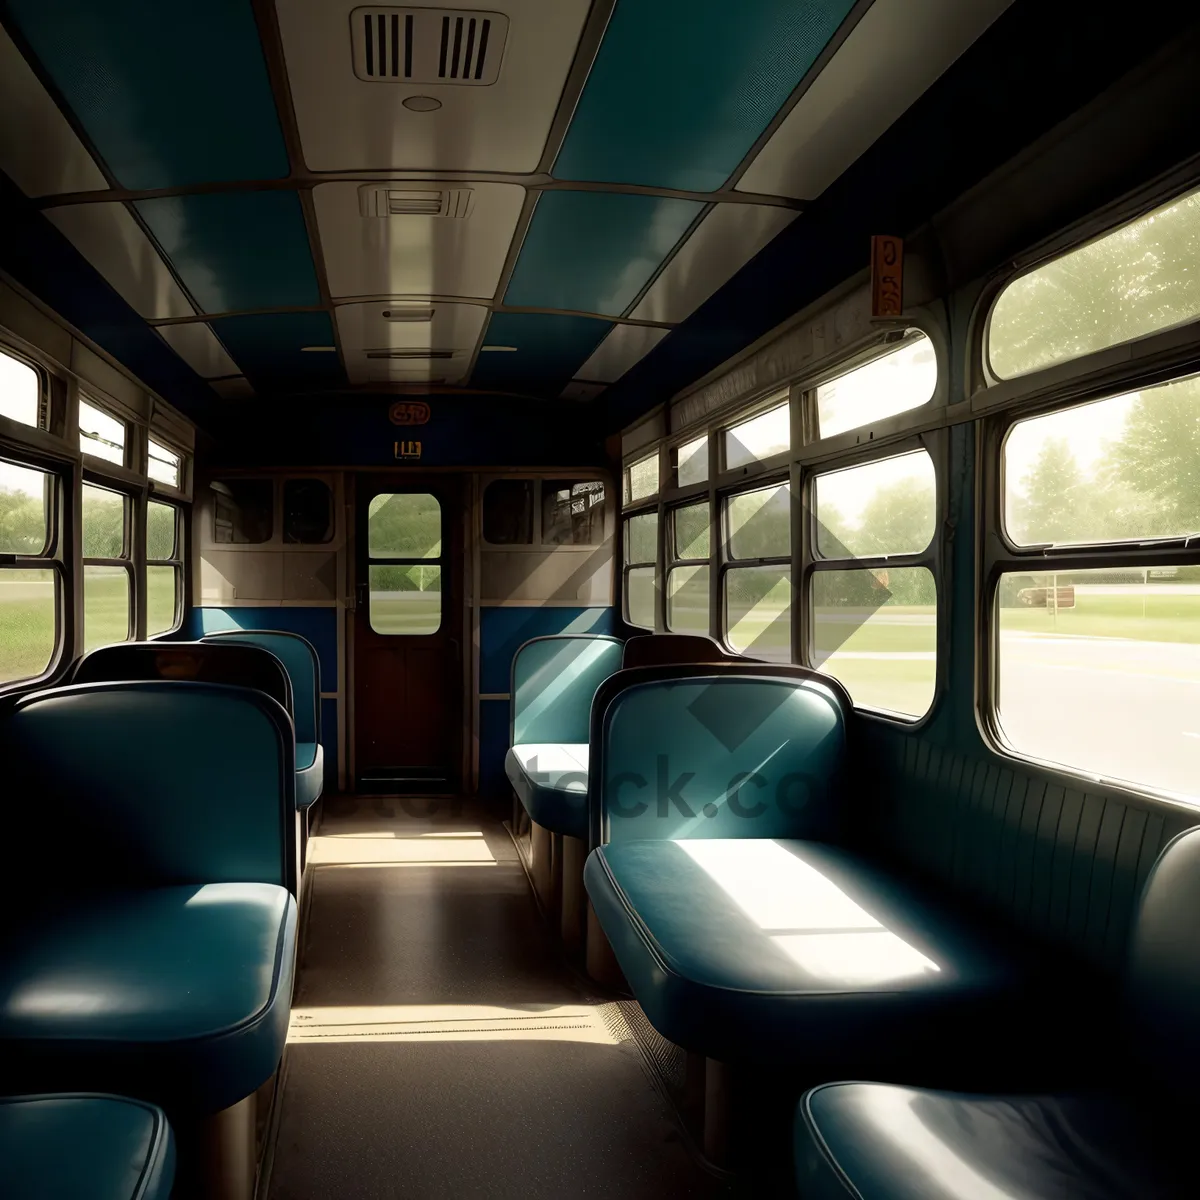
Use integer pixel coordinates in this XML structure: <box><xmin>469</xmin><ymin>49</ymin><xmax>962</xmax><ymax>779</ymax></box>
<box><xmin>355</xmin><ymin>582</ymin><xmax>367</xmax><ymax>611</ymax></box>
<box><xmin>448</xmin><ymin>637</ymin><xmax>461</xmax><ymax>663</ymax></box>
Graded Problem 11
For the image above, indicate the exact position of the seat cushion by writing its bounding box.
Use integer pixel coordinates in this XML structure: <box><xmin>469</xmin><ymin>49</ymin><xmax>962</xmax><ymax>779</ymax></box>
<box><xmin>296</xmin><ymin>742</ymin><xmax>324</xmax><ymax>810</ymax></box>
<box><xmin>585</xmin><ymin>838</ymin><xmax>1038</xmax><ymax>1068</ymax></box>
<box><xmin>796</xmin><ymin>1082</ymin><xmax>1188</xmax><ymax>1199</ymax></box>
<box><xmin>0</xmin><ymin>884</ymin><xmax>297</xmax><ymax>1114</ymax></box>
<box><xmin>505</xmin><ymin>744</ymin><xmax>589</xmax><ymax>840</ymax></box>
<box><xmin>0</xmin><ymin>1093</ymin><xmax>174</xmax><ymax>1200</ymax></box>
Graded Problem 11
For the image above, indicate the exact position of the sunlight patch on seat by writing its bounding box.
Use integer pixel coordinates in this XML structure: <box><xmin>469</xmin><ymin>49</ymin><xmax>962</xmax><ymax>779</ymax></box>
<box><xmin>288</xmin><ymin>1003</ymin><xmax>616</xmax><ymax>1044</ymax></box>
<box><xmin>773</xmin><ymin>930</ymin><xmax>939</xmax><ymax>985</ymax></box>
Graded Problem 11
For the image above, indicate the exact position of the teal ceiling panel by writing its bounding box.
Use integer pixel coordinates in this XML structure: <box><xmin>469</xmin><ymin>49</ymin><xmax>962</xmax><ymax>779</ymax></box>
<box><xmin>505</xmin><ymin>192</ymin><xmax>703</xmax><ymax>315</ymax></box>
<box><xmin>135</xmin><ymin>192</ymin><xmax>320</xmax><ymax>314</ymax></box>
<box><xmin>553</xmin><ymin>0</ymin><xmax>858</xmax><ymax>192</ymax></box>
<box><xmin>471</xmin><ymin>313</ymin><xmax>611</xmax><ymax>396</ymax></box>
<box><xmin>210</xmin><ymin>312</ymin><xmax>344</xmax><ymax>389</ymax></box>
<box><xmin>5</xmin><ymin>0</ymin><xmax>289</xmax><ymax>189</ymax></box>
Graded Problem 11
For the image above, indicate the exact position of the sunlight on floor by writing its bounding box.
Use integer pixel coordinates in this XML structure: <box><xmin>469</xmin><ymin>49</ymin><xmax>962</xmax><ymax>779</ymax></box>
<box><xmin>288</xmin><ymin>1003</ymin><xmax>619</xmax><ymax>1044</ymax></box>
<box><xmin>307</xmin><ymin>830</ymin><xmax>497</xmax><ymax>865</ymax></box>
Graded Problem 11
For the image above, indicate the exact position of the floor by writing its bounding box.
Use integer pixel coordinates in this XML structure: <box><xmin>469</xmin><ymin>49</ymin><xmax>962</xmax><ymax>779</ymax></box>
<box><xmin>262</xmin><ymin>797</ymin><xmax>726</xmax><ymax>1199</ymax></box>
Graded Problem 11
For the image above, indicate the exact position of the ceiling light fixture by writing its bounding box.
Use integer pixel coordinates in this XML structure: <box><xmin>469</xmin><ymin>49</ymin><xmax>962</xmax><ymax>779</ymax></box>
<box><xmin>479</xmin><ymin>345</ymin><xmax>517</xmax><ymax>352</ymax></box>
<box><xmin>402</xmin><ymin>95</ymin><xmax>442</xmax><ymax>112</ymax></box>
<box><xmin>301</xmin><ymin>346</ymin><xmax>338</xmax><ymax>352</ymax></box>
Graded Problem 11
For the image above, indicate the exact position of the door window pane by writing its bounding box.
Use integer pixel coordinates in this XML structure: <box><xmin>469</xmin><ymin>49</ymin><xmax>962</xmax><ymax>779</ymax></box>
<box><xmin>626</xmin><ymin>566</ymin><xmax>655</xmax><ymax>628</ymax></box>
<box><xmin>624</xmin><ymin>512</ymin><xmax>658</xmax><ymax>565</ymax></box>
<box><xmin>283</xmin><ymin>479</ymin><xmax>334</xmax><ymax>544</ymax></box>
<box><xmin>0</xmin><ymin>350</ymin><xmax>39</xmax><ymax>428</ymax></box>
<box><xmin>543</xmin><ymin>480</ymin><xmax>606</xmax><ymax>546</ymax></box>
<box><xmin>812</xmin><ymin>567</ymin><xmax>936</xmax><ymax>718</ymax></box>
<box><xmin>213</xmin><ymin>480</ymin><xmax>273</xmax><ymax>544</ymax></box>
<box><xmin>482</xmin><ymin>479</ymin><xmax>533</xmax><ymax>545</ymax></box>
<box><xmin>369</xmin><ymin>493</ymin><xmax>441</xmax><ymax>558</ymax></box>
<box><xmin>0</xmin><ymin>462</ymin><xmax>50</xmax><ymax>556</ymax></box>
<box><xmin>83</xmin><ymin>565</ymin><xmax>130</xmax><ymax>651</ymax></box>
<box><xmin>675</xmin><ymin>435</ymin><xmax>708</xmax><ymax>486</ymax></box>
<box><xmin>148</xmin><ymin>439</ymin><xmax>181</xmax><ymax>487</ymax></box>
<box><xmin>725</xmin><ymin>565</ymin><xmax>790</xmax><ymax>661</ymax></box>
<box><xmin>727</xmin><ymin>483</ymin><xmax>789</xmax><ymax>560</ymax></box>
<box><xmin>725</xmin><ymin>399</ymin><xmax>789</xmax><ymax>470</ymax></box>
<box><xmin>369</xmin><ymin>564</ymin><xmax>441</xmax><ymax>635</ymax></box>
<box><xmin>672</xmin><ymin>502</ymin><xmax>709</xmax><ymax>561</ymax></box>
<box><xmin>996</xmin><ymin>566</ymin><xmax>1200</xmax><ymax>799</ymax></box>
<box><xmin>1004</xmin><ymin>374</ymin><xmax>1200</xmax><ymax>546</ymax></box>
<box><xmin>79</xmin><ymin>398</ymin><xmax>126</xmax><ymax>465</ymax></box>
<box><xmin>146</xmin><ymin>565</ymin><xmax>179</xmax><ymax>636</ymax></box>
<box><xmin>815</xmin><ymin>451</ymin><xmax>936</xmax><ymax>559</ymax></box>
<box><xmin>625</xmin><ymin>452</ymin><xmax>659</xmax><ymax>504</ymax></box>
<box><xmin>0</xmin><ymin>568</ymin><xmax>56</xmax><ymax>683</ymax></box>
<box><xmin>989</xmin><ymin>185</ymin><xmax>1200</xmax><ymax>379</ymax></box>
<box><xmin>147</xmin><ymin>501</ymin><xmax>178</xmax><ymax>560</ymax></box>
<box><xmin>82</xmin><ymin>484</ymin><xmax>126</xmax><ymax>558</ymax></box>
<box><xmin>667</xmin><ymin>564</ymin><xmax>709</xmax><ymax>633</ymax></box>
<box><xmin>816</xmin><ymin>334</ymin><xmax>937</xmax><ymax>438</ymax></box>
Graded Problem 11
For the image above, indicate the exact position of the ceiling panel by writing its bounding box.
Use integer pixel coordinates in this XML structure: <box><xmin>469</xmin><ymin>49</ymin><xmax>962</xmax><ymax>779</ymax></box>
<box><xmin>553</xmin><ymin>0</ymin><xmax>857</xmax><ymax>191</ymax></box>
<box><xmin>45</xmin><ymin>203</ymin><xmax>194</xmax><ymax>320</ymax></box>
<box><xmin>135</xmin><ymin>192</ymin><xmax>321</xmax><ymax>314</ymax></box>
<box><xmin>575</xmin><ymin>324</ymin><xmax>669</xmax><ymax>384</ymax></box>
<box><xmin>314</xmin><ymin>181</ymin><xmax>524</xmax><ymax>299</ymax></box>
<box><xmin>156</xmin><ymin>322</ymin><xmax>240</xmax><ymax>379</ymax></box>
<box><xmin>4</xmin><ymin>0</ymin><xmax>289</xmax><ymax>189</ymax></box>
<box><xmin>0</xmin><ymin>26</ymin><xmax>107</xmax><ymax>198</ymax></box>
<box><xmin>470</xmin><ymin>312</ymin><xmax>610</xmax><ymax>396</ymax></box>
<box><xmin>210</xmin><ymin>377</ymin><xmax>256</xmax><ymax>399</ymax></box>
<box><xmin>629</xmin><ymin>204</ymin><xmax>797</xmax><ymax>325</ymax></box>
<box><xmin>504</xmin><ymin>192</ymin><xmax>703</xmax><ymax>316</ymax></box>
<box><xmin>209</xmin><ymin>312</ymin><xmax>345</xmax><ymax>390</ymax></box>
<box><xmin>737</xmin><ymin>0</ymin><xmax>1015</xmax><ymax>200</ymax></box>
<box><xmin>275</xmin><ymin>0</ymin><xmax>591</xmax><ymax>172</ymax></box>
<box><xmin>335</xmin><ymin>301</ymin><xmax>488</xmax><ymax>385</ymax></box>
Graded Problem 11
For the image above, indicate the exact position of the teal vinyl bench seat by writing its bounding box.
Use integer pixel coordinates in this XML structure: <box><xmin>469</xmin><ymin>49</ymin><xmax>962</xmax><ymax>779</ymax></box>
<box><xmin>295</xmin><ymin>740</ymin><xmax>324</xmax><ymax>809</ymax></box>
<box><xmin>505</xmin><ymin>743</ymin><xmax>590</xmax><ymax>839</ymax></box>
<box><xmin>792</xmin><ymin>826</ymin><xmax>1200</xmax><ymax>1199</ymax></box>
<box><xmin>0</xmin><ymin>1093</ymin><xmax>174</xmax><ymax>1200</ymax></box>
<box><xmin>0</xmin><ymin>884</ymin><xmax>296</xmax><ymax>1115</ymax></box>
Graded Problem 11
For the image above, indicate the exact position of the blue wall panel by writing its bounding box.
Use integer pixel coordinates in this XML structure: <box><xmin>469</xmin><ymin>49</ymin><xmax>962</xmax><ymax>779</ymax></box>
<box><xmin>479</xmin><ymin>605</ymin><xmax>616</xmax><ymax>695</ymax></box>
<box><xmin>553</xmin><ymin>0</ymin><xmax>856</xmax><ymax>191</ymax></box>
<box><xmin>479</xmin><ymin>698</ymin><xmax>511</xmax><ymax>799</ymax></box>
<box><xmin>136</xmin><ymin>193</ymin><xmax>321</xmax><ymax>314</ymax></box>
<box><xmin>321</xmin><ymin>698</ymin><xmax>339</xmax><ymax>790</ymax></box>
<box><xmin>504</xmin><ymin>192</ymin><xmax>703</xmax><ymax>315</ymax></box>
<box><xmin>6</xmin><ymin>0</ymin><xmax>289</xmax><ymax>189</ymax></box>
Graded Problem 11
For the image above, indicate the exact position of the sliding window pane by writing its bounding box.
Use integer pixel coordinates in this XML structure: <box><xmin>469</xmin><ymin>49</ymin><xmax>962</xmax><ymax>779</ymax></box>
<box><xmin>672</xmin><ymin>502</ymin><xmax>709</xmax><ymax>561</ymax></box>
<box><xmin>667</xmin><ymin>565</ymin><xmax>709</xmax><ymax>633</ymax></box>
<box><xmin>626</xmin><ymin>566</ymin><xmax>655</xmax><ymax>629</ymax></box>
<box><xmin>0</xmin><ymin>569</ymin><xmax>56</xmax><ymax>683</ymax></box>
<box><xmin>725</xmin><ymin>565</ymin><xmax>790</xmax><ymax>661</ymax></box>
<box><xmin>626</xmin><ymin>453</ymin><xmax>659</xmax><ymax>503</ymax></box>
<box><xmin>675</xmin><ymin>435</ymin><xmax>708</xmax><ymax>486</ymax></box>
<box><xmin>727</xmin><ymin>483</ymin><xmax>789</xmax><ymax>560</ymax></box>
<box><xmin>815</xmin><ymin>451</ymin><xmax>936</xmax><ymax>559</ymax></box>
<box><xmin>0</xmin><ymin>350</ymin><xmax>39</xmax><ymax>428</ymax></box>
<box><xmin>816</xmin><ymin>334</ymin><xmax>936</xmax><ymax>438</ymax></box>
<box><xmin>624</xmin><ymin>512</ymin><xmax>658</xmax><ymax>565</ymax></box>
<box><xmin>147</xmin><ymin>500</ymin><xmax>178</xmax><ymax>560</ymax></box>
<box><xmin>369</xmin><ymin>564</ymin><xmax>442</xmax><ymax>635</ymax></box>
<box><xmin>148</xmin><ymin>439</ymin><xmax>181</xmax><ymax>487</ymax></box>
<box><xmin>0</xmin><ymin>462</ymin><xmax>50</xmax><ymax>556</ymax></box>
<box><xmin>82</xmin><ymin>484</ymin><xmax>126</xmax><ymax>558</ymax></box>
<box><xmin>83</xmin><ymin>565</ymin><xmax>130</xmax><ymax>651</ymax></box>
<box><xmin>725</xmin><ymin>401</ymin><xmax>789</xmax><ymax>470</ymax></box>
<box><xmin>79</xmin><ymin>399</ymin><xmax>126</xmax><ymax>465</ymax></box>
<box><xmin>146</xmin><ymin>565</ymin><xmax>179</xmax><ymax>636</ymax></box>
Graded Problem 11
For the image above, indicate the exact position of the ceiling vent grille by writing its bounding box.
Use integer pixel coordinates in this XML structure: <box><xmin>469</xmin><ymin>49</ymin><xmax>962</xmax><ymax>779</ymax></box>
<box><xmin>365</xmin><ymin>349</ymin><xmax>460</xmax><ymax>360</ymax></box>
<box><xmin>351</xmin><ymin>8</ymin><xmax>508</xmax><ymax>85</ymax></box>
<box><xmin>358</xmin><ymin>185</ymin><xmax>475</xmax><ymax>218</ymax></box>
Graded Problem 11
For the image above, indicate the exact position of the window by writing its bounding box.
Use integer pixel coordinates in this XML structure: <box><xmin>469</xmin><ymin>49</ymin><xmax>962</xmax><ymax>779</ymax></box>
<box><xmin>482</xmin><ymin>479</ymin><xmax>533</xmax><ymax>545</ymax></box>
<box><xmin>810</xmin><ymin>451</ymin><xmax>937</xmax><ymax>717</ymax></box>
<box><xmin>542</xmin><ymin>480</ymin><xmax>606</xmax><ymax>546</ymax></box>
<box><xmin>0</xmin><ymin>349</ymin><xmax>41</xmax><ymax>429</ymax></box>
<box><xmin>367</xmin><ymin>492</ymin><xmax>442</xmax><ymax>635</ymax></box>
<box><xmin>283</xmin><ymin>479</ymin><xmax>334</xmax><ymax>544</ymax></box>
<box><xmin>815</xmin><ymin>333</ymin><xmax>937</xmax><ymax>438</ymax></box>
<box><xmin>993</xmin><ymin>381</ymin><xmax>1200</xmax><ymax>799</ymax></box>
<box><xmin>624</xmin><ymin>452</ymin><xmax>659</xmax><ymax>504</ymax></box>
<box><xmin>0</xmin><ymin>460</ymin><xmax>57</xmax><ymax>684</ymax></box>
<box><xmin>989</xmin><ymin>184</ymin><xmax>1200</xmax><ymax>379</ymax></box>
<box><xmin>623</xmin><ymin>511</ymin><xmax>657</xmax><ymax>629</ymax></box>
<box><xmin>82</xmin><ymin>483</ymin><xmax>130</xmax><ymax>652</ymax></box>
<box><xmin>78</xmin><ymin>397</ymin><xmax>126</xmax><ymax>466</ymax></box>
<box><xmin>673</xmin><ymin>434</ymin><xmax>708</xmax><ymax>487</ymax></box>
<box><xmin>725</xmin><ymin>398</ymin><xmax>789</xmax><ymax>471</ymax></box>
<box><xmin>148</xmin><ymin>438</ymin><xmax>181</xmax><ymax>488</ymax></box>
<box><xmin>213</xmin><ymin>479</ymin><xmax>273</xmax><ymax>544</ymax></box>
<box><xmin>146</xmin><ymin>501</ymin><xmax>181</xmax><ymax>636</ymax></box>
<box><xmin>667</xmin><ymin>501</ymin><xmax>710</xmax><ymax>633</ymax></box>
<box><xmin>724</xmin><ymin>482</ymin><xmax>790</xmax><ymax>661</ymax></box>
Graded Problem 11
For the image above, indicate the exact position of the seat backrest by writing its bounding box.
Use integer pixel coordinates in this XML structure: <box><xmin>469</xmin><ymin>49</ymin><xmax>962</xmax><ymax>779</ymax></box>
<box><xmin>510</xmin><ymin>634</ymin><xmax>623</xmax><ymax>746</ymax></box>
<box><xmin>0</xmin><ymin>681</ymin><xmax>296</xmax><ymax>893</ymax></box>
<box><xmin>1125</xmin><ymin>825</ymin><xmax>1200</xmax><ymax>1096</ymax></box>
<box><xmin>588</xmin><ymin>663</ymin><xmax>850</xmax><ymax>847</ymax></box>
<box><xmin>202</xmin><ymin>629</ymin><xmax>319</xmax><ymax>744</ymax></box>
<box><xmin>621</xmin><ymin>632</ymin><xmax>741</xmax><ymax>669</ymax></box>
<box><xmin>70</xmin><ymin>641</ymin><xmax>293</xmax><ymax>715</ymax></box>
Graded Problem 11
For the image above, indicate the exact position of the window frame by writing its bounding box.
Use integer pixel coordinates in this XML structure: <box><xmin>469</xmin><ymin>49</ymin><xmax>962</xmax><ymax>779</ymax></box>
<box><xmin>665</xmin><ymin>497</ymin><xmax>712</xmax><ymax>634</ymax></box>
<box><xmin>78</xmin><ymin>393</ymin><xmax>129</xmax><ymax>469</ymax></box>
<box><xmin>145</xmin><ymin>498</ymin><xmax>183</xmax><ymax>638</ymax></box>
<box><xmin>81</xmin><ymin>475</ymin><xmax>135</xmax><ymax>650</ymax></box>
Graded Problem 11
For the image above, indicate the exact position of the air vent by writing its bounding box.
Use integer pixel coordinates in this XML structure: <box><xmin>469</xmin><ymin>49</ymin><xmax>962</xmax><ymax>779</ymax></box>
<box><xmin>365</xmin><ymin>349</ymin><xmax>459</xmax><ymax>360</ymax></box>
<box><xmin>382</xmin><ymin>307</ymin><xmax>436</xmax><ymax>322</ymax></box>
<box><xmin>351</xmin><ymin>8</ymin><xmax>508</xmax><ymax>85</ymax></box>
<box><xmin>358</xmin><ymin>185</ymin><xmax>475</xmax><ymax>218</ymax></box>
